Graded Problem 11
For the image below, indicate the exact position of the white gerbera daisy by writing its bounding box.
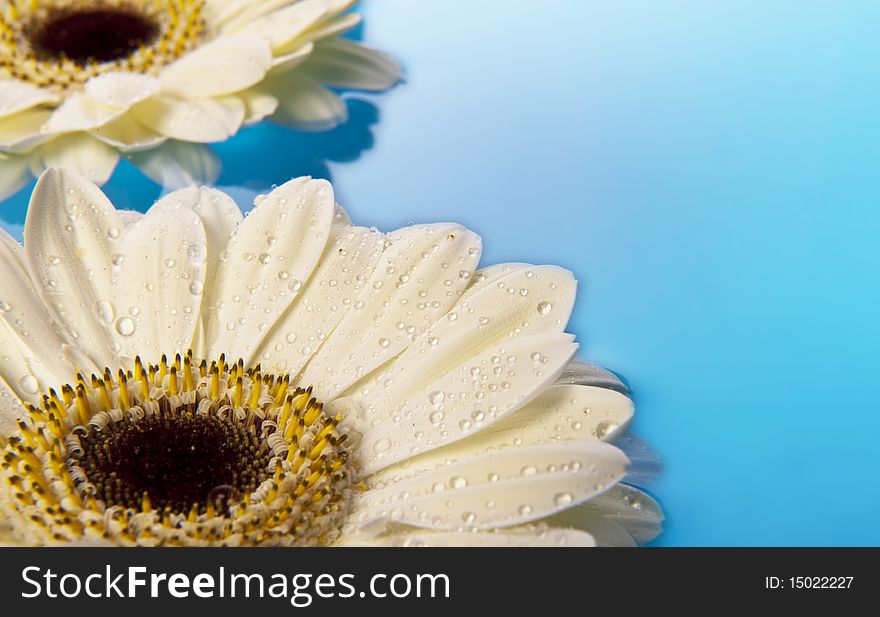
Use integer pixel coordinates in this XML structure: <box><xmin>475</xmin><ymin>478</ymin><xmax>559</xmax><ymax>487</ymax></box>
<box><xmin>0</xmin><ymin>0</ymin><xmax>399</xmax><ymax>198</ymax></box>
<box><xmin>0</xmin><ymin>169</ymin><xmax>663</xmax><ymax>547</ymax></box>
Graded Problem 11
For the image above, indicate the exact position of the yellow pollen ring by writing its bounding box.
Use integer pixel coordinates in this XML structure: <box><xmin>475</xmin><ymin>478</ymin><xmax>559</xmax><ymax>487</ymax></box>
<box><xmin>0</xmin><ymin>350</ymin><xmax>355</xmax><ymax>547</ymax></box>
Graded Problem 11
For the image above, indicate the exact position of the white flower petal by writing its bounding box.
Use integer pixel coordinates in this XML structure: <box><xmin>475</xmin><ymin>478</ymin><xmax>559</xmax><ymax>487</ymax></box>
<box><xmin>270</xmin><ymin>43</ymin><xmax>315</xmax><ymax>72</ymax></box>
<box><xmin>127</xmin><ymin>140</ymin><xmax>220</xmax><ymax>188</ymax></box>
<box><xmin>43</xmin><ymin>93</ymin><xmax>122</xmax><ymax>133</ymax></box>
<box><xmin>131</xmin><ymin>95</ymin><xmax>245</xmax><ymax>142</ymax></box>
<box><xmin>264</xmin><ymin>72</ymin><xmax>346</xmax><ymax>130</ymax></box>
<box><xmin>34</xmin><ymin>133</ymin><xmax>120</xmax><ymax>185</ymax></box>
<box><xmin>558</xmin><ymin>358</ymin><xmax>629</xmax><ymax>394</ymax></box>
<box><xmin>90</xmin><ymin>114</ymin><xmax>166</xmax><ymax>152</ymax></box>
<box><xmin>23</xmin><ymin>169</ymin><xmax>124</xmax><ymax>370</ymax></box>
<box><xmin>116</xmin><ymin>210</ymin><xmax>144</xmax><ymax>227</ymax></box>
<box><xmin>360</xmin><ymin>265</ymin><xmax>577</xmax><ymax>412</ymax></box>
<box><xmin>149</xmin><ymin>186</ymin><xmax>243</xmax><ymax>355</ymax></box>
<box><xmin>0</xmin><ymin>228</ymin><xmax>73</xmax><ymax>386</ymax></box>
<box><xmin>459</xmin><ymin>262</ymin><xmax>533</xmax><ymax>302</ymax></box>
<box><xmin>84</xmin><ymin>72</ymin><xmax>161</xmax><ymax>109</ymax></box>
<box><xmin>291</xmin><ymin>12</ymin><xmax>360</xmax><ymax>51</ymax></box>
<box><xmin>345</xmin><ymin>528</ymin><xmax>595</xmax><ymax>547</ymax></box>
<box><xmin>239</xmin><ymin>90</ymin><xmax>279</xmax><ymax>125</ymax></box>
<box><xmin>205</xmin><ymin>178</ymin><xmax>335</xmax><ymax>361</ymax></box>
<box><xmin>303</xmin><ymin>39</ymin><xmax>401</xmax><ymax>91</ymax></box>
<box><xmin>0</xmin><ymin>108</ymin><xmax>52</xmax><ymax>150</ymax></box>
<box><xmin>252</xmin><ymin>225</ymin><xmax>384</xmax><ymax>372</ymax></box>
<box><xmin>300</xmin><ymin>223</ymin><xmax>482</xmax><ymax>401</ymax></box>
<box><xmin>111</xmin><ymin>208</ymin><xmax>207</xmax><ymax>360</ymax></box>
<box><xmin>0</xmin><ymin>374</ymin><xmax>27</xmax><ymax>437</ymax></box>
<box><xmin>0</xmin><ymin>321</ymin><xmax>47</xmax><ymax>405</ymax></box>
<box><xmin>369</xmin><ymin>384</ymin><xmax>633</xmax><ymax>487</ymax></box>
<box><xmin>558</xmin><ymin>485</ymin><xmax>665</xmax><ymax>545</ymax></box>
<box><xmin>0</xmin><ymin>80</ymin><xmax>56</xmax><ymax>117</ymax></box>
<box><xmin>160</xmin><ymin>34</ymin><xmax>273</xmax><ymax>99</ymax></box>
<box><xmin>356</xmin><ymin>332</ymin><xmax>578</xmax><ymax>474</ymax></box>
<box><xmin>236</xmin><ymin>0</ymin><xmax>329</xmax><ymax>51</ymax></box>
<box><xmin>352</xmin><ymin>441</ymin><xmax>629</xmax><ymax>531</ymax></box>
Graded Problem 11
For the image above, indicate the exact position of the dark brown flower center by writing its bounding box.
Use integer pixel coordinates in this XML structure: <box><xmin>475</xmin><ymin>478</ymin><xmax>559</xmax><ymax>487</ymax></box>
<box><xmin>29</xmin><ymin>8</ymin><xmax>159</xmax><ymax>63</ymax></box>
<box><xmin>72</xmin><ymin>409</ymin><xmax>273</xmax><ymax>516</ymax></box>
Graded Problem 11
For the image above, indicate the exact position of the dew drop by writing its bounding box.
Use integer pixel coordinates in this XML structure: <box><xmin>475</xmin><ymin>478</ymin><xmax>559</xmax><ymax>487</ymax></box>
<box><xmin>372</xmin><ymin>438</ymin><xmax>392</xmax><ymax>454</ymax></box>
<box><xmin>450</xmin><ymin>476</ymin><xmax>468</xmax><ymax>489</ymax></box>
<box><xmin>115</xmin><ymin>316</ymin><xmax>135</xmax><ymax>336</ymax></box>
<box><xmin>378</xmin><ymin>337</ymin><xmax>390</xmax><ymax>348</ymax></box>
<box><xmin>595</xmin><ymin>420</ymin><xmax>620</xmax><ymax>440</ymax></box>
<box><xmin>429</xmin><ymin>391</ymin><xmax>445</xmax><ymax>405</ymax></box>
<box><xmin>554</xmin><ymin>492</ymin><xmax>573</xmax><ymax>507</ymax></box>
<box><xmin>95</xmin><ymin>300</ymin><xmax>114</xmax><ymax>324</ymax></box>
<box><xmin>189</xmin><ymin>280</ymin><xmax>203</xmax><ymax>296</ymax></box>
<box><xmin>536</xmin><ymin>301</ymin><xmax>553</xmax><ymax>315</ymax></box>
<box><xmin>518</xmin><ymin>505</ymin><xmax>533</xmax><ymax>516</ymax></box>
<box><xmin>19</xmin><ymin>375</ymin><xmax>38</xmax><ymax>394</ymax></box>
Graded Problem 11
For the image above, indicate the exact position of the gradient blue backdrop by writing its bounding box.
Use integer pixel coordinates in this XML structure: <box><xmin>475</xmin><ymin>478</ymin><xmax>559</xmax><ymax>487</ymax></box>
<box><xmin>3</xmin><ymin>1</ymin><xmax>879</xmax><ymax>546</ymax></box>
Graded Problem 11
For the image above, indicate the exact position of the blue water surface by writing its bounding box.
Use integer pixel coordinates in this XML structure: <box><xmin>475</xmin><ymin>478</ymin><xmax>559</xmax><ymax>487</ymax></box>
<box><xmin>3</xmin><ymin>1</ymin><xmax>879</xmax><ymax>546</ymax></box>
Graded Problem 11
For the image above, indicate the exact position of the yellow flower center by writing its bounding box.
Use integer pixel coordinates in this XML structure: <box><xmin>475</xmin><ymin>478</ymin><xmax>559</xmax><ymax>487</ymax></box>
<box><xmin>1</xmin><ymin>352</ymin><xmax>356</xmax><ymax>546</ymax></box>
<box><xmin>0</xmin><ymin>0</ymin><xmax>207</xmax><ymax>92</ymax></box>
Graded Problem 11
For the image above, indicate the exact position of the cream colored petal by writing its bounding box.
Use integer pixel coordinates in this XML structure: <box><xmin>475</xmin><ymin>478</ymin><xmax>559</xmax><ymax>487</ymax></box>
<box><xmin>558</xmin><ymin>358</ymin><xmax>629</xmax><ymax>393</ymax></box>
<box><xmin>236</xmin><ymin>0</ymin><xmax>329</xmax><ymax>51</ymax></box>
<box><xmin>270</xmin><ymin>43</ymin><xmax>314</xmax><ymax>73</ymax></box>
<box><xmin>355</xmin><ymin>332</ymin><xmax>578</xmax><ymax>474</ymax></box>
<box><xmin>43</xmin><ymin>93</ymin><xmax>123</xmax><ymax>133</ymax></box>
<box><xmin>0</xmin><ymin>228</ymin><xmax>73</xmax><ymax>386</ymax></box>
<box><xmin>343</xmin><ymin>528</ymin><xmax>595</xmax><ymax>547</ymax></box>
<box><xmin>238</xmin><ymin>90</ymin><xmax>279</xmax><ymax>125</ymax></box>
<box><xmin>303</xmin><ymin>39</ymin><xmax>400</xmax><ymax>91</ymax></box>
<box><xmin>116</xmin><ymin>210</ymin><xmax>144</xmax><ymax>227</ymax></box>
<box><xmin>556</xmin><ymin>485</ymin><xmax>664</xmax><ymax>545</ymax></box>
<box><xmin>110</xmin><ymin>208</ymin><xmax>207</xmax><ymax>361</ymax></box>
<box><xmin>0</xmin><ymin>321</ymin><xmax>48</xmax><ymax>407</ymax></box>
<box><xmin>357</xmin><ymin>265</ymin><xmax>577</xmax><ymax>413</ymax></box>
<box><xmin>131</xmin><ymin>95</ymin><xmax>245</xmax><ymax>142</ymax></box>
<box><xmin>0</xmin><ymin>108</ymin><xmax>52</xmax><ymax>151</ymax></box>
<box><xmin>352</xmin><ymin>441</ymin><xmax>628</xmax><ymax>531</ymax></box>
<box><xmin>90</xmin><ymin>114</ymin><xmax>166</xmax><ymax>152</ymax></box>
<box><xmin>300</xmin><ymin>223</ymin><xmax>482</xmax><ymax>401</ymax></box>
<box><xmin>252</xmin><ymin>225</ymin><xmax>384</xmax><ymax>373</ymax></box>
<box><xmin>149</xmin><ymin>186</ymin><xmax>242</xmax><ymax>356</ymax></box>
<box><xmin>33</xmin><ymin>133</ymin><xmax>120</xmax><ymax>185</ymax></box>
<box><xmin>84</xmin><ymin>72</ymin><xmax>161</xmax><ymax>108</ymax></box>
<box><xmin>0</xmin><ymin>80</ymin><xmax>56</xmax><ymax>117</ymax></box>
<box><xmin>160</xmin><ymin>34</ymin><xmax>273</xmax><ymax>99</ymax></box>
<box><xmin>127</xmin><ymin>140</ymin><xmax>220</xmax><ymax>188</ymax></box>
<box><xmin>23</xmin><ymin>169</ymin><xmax>124</xmax><ymax>370</ymax></box>
<box><xmin>368</xmin><ymin>384</ymin><xmax>632</xmax><ymax>488</ymax></box>
<box><xmin>0</xmin><ymin>373</ymin><xmax>27</xmax><ymax>437</ymax></box>
<box><xmin>205</xmin><ymin>178</ymin><xmax>335</xmax><ymax>361</ymax></box>
<box><xmin>285</xmin><ymin>12</ymin><xmax>360</xmax><ymax>54</ymax></box>
<box><xmin>264</xmin><ymin>72</ymin><xmax>346</xmax><ymax>131</ymax></box>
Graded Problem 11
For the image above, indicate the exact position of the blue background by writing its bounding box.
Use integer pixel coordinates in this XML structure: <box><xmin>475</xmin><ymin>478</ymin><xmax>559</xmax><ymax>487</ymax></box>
<box><xmin>3</xmin><ymin>1</ymin><xmax>879</xmax><ymax>546</ymax></box>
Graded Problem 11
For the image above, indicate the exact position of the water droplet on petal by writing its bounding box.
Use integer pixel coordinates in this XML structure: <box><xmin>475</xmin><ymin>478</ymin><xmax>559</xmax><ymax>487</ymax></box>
<box><xmin>115</xmin><ymin>316</ymin><xmax>135</xmax><ymax>336</ymax></box>
<box><xmin>372</xmin><ymin>438</ymin><xmax>392</xmax><ymax>454</ymax></box>
<box><xmin>537</xmin><ymin>301</ymin><xmax>553</xmax><ymax>315</ymax></box>
<box><xmin>595</xmin><ymin>420</ymin><xmax>620</xmax><ymax>440</ymax></box>
<box><xmin>554</xmin><ymin>492</ymin><xmax>573</xmax><ymax>507</ymax></box>
<box><xmin>19</xmin><ymin>375</ymin><xmax>38</xmax><ymax>394</ymax></box>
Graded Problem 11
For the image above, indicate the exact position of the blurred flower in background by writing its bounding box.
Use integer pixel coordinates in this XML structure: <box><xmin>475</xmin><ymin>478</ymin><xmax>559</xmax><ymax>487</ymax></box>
<box><xmin>0</xmin><ymin>0</ymin><xmax>400</xmax><ymax>199</ymax></box>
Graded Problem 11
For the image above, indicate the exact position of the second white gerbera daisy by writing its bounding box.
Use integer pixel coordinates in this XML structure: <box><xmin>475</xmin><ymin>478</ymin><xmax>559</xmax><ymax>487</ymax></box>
<box><xmin>0</xmin><ymin>0</ymin><xmax>400</xmax><ymax>198</ymax></box>
<box><xmin>0</xmin><ymin>169</ymin><xmax>662</xmax><ymax>546</ymax></box>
